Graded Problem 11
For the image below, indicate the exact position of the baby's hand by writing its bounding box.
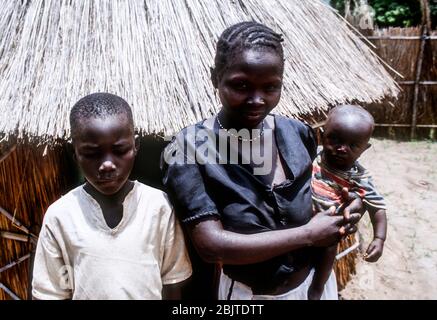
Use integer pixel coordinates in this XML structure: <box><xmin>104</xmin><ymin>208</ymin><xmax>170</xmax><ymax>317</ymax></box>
<box><xmin>364</xmin><ymin>238</ymin><xmax>384</xmax><ymax>262</ymax></box>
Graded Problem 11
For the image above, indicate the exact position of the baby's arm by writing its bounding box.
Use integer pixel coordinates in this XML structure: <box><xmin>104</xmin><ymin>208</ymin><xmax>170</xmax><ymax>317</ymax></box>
<box><xmin>308</xmin><ymin>245</ymin><xmax>337</xmax><ymax>300</ymax></box>
<box><xmin>364</xmin><ymin>208</ymin><xmax>387</xmax><ymax>262</ymax></box>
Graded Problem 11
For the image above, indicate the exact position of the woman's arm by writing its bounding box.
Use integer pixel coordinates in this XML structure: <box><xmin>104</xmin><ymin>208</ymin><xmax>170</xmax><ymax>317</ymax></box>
<box><xmin>187</xmin><ymin>207</ymin><xmax>347</xmax><ymax>265</ymax></box>
<box><xmin>162</xmin><ymin>278</ymin><xmax>191</xmax><ymax>300</ymax></box>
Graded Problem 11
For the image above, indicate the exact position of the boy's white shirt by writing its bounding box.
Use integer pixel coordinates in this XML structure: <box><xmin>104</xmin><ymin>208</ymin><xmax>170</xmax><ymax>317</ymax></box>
<box><xmin>32</xmin><ymin>181</ymin><xmax>192</xmax><ymax>300</ymax></box>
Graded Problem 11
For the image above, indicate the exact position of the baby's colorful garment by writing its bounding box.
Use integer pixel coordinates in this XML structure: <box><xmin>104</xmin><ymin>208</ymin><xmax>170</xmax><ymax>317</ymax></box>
<box><xmin>311</xmin><ymin>152</ymin><xmax>386</xmax><ymax>213</ymax></box>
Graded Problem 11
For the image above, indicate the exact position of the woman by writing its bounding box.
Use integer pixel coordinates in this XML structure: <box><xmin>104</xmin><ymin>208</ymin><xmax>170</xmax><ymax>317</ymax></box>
<box><xmin>161</xmin><ymin>21</ymin><xmax>362</xmax><ymax>300</ymax></box>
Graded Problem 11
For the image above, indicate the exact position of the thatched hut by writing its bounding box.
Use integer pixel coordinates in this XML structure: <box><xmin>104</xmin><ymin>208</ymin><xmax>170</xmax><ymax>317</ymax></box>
<box><xmin>0</xmin><ymin>0</ymin><xmax>398</xmax><ymax>299</ymax></box>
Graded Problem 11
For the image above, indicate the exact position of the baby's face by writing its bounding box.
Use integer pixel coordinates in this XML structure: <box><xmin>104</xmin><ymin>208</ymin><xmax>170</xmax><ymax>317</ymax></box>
<box><xmin>73</xmin><ymin>114</ymin><xmax>137</xmax><ymax>195</ymax></box>
<box><xmin>322</xmin><ymin>118</ymin><xmax>371</xmax><ymax>171</ymax></box>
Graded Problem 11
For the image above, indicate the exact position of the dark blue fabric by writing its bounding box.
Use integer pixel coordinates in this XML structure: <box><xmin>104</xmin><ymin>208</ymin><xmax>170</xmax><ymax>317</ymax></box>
<box><xmin>161</xmin><ymin>114</ymin><xmax>318</xmax><ymax>291</ymax></box>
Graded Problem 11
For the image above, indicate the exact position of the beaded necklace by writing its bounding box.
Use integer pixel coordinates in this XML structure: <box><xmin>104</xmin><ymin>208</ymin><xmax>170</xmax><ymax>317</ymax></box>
<box><xmin>216</xmin><ymin>116</ymin><xmax>264</xmax><ymax>142</ymax></box>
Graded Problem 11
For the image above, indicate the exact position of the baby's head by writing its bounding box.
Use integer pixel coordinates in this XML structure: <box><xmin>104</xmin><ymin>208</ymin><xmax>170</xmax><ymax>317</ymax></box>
<box><xmin>211</xmin><ymin>21</ymin><xmax>285</xmax><ymax>128</ymax></box>
<box><xmin>322</xmin><ymin>104</ymin><xmax>374</xmax><ymax>171</ymax></box>
<box><xmin>70</xmin><ymin>93</ymin><xmax>138</xmax><ymax>195</ymax></box>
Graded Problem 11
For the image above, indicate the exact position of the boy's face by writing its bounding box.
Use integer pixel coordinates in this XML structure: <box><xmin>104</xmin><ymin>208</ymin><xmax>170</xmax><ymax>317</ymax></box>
<box><xmin>215</xmin><ymin>48</ymin><xmax>283</xmax><ymax>129</ymax></box>
<box><xmin>73</xmin><ymin>114</ymin><xmax>137</xmax><ymax>196</ymax></box>
<box><xmin>322</xmin><ymin>116</ymin><xmax>372</xmax><ymax>171</ymax></box>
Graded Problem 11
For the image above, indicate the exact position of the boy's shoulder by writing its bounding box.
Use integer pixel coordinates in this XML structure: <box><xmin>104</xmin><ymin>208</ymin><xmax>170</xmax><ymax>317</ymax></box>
<box><xmin>134</xmin><ymin>181</ymin><xmax>168</xmax><ymax>198</ymax></box>
<box><xmin>42</xmin><ymin>185</ymin><xmax>85</xmax><ymax>224</ymax></box>
<box><xmin>133</xmin><ymin>181</ymin><xmax>172</xmax><ymax>209</ymax></box>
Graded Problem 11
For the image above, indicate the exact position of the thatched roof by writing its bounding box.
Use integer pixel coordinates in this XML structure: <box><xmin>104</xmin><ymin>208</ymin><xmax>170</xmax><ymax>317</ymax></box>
<box><xmin>0</xmin><ymin>0</ymin><xmax>399</xmax><ymax>143</ymax></box>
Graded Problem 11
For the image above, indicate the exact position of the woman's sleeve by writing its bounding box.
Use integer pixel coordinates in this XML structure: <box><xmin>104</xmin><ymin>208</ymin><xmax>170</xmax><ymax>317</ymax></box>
<box><xmin>160</xmin><ymin>132</ymin><xmax>220</xmax><ymax>224</ymax></box>
<box><xmin>301</xmin><ymin>122</ymin><xmax>318</xmax><ymax>161</ymax></box>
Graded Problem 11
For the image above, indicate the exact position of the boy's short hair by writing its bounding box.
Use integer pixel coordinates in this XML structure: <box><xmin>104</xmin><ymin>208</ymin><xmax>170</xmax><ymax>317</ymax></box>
<box><xmin>70</xmin><ymin>92</ymin><xmax>134</xmax><ymax>139</ymax></box>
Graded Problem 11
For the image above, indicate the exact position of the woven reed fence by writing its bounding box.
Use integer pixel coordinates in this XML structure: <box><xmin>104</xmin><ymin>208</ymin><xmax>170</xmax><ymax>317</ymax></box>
<box><xmin>366</xmin><ymin>27</ymin><xmax>437</xmax><ymax>140</ymax></box>
<box><xmin>0</xmin><ymin>142</ymin><xmax>74</xmax><ymax>300</ymax></box>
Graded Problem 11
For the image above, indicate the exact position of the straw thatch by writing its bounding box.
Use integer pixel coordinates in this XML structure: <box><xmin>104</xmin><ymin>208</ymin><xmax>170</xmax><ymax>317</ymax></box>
<box><xmin>0</xmin><ymin>142</ymin><xmax>73</xmax><ymax>300</ymax></box>
<box><xmin>0</xmin><ymin>0</ymin><xmax>399</xmax><ymax>143</ymax></box>
<box><xmin>334</xmin><ymin>234</ymin><xmax>358</xmax><ymax>291</ymax></box>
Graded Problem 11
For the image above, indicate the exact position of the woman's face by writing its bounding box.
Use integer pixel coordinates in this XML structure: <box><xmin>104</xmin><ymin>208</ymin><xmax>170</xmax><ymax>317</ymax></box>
<box><xmin>216</xmin><ymin>48</ymin><xmax>284</xmax><ymax>129</ymax></box>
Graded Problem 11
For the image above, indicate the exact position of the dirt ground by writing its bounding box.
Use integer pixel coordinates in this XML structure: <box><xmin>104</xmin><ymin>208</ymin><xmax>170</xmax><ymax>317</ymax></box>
<box><xmin>340</xmin><ymin>138</ymin><xmax>437</xmax><ymax>300</ymax></box>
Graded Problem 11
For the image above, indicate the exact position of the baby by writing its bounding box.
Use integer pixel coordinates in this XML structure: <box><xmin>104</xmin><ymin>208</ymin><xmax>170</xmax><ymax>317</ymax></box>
<box><xmin>309</xmin><ymin>104</ymin><xmax>387</xmax><ymax>300</ymax></box>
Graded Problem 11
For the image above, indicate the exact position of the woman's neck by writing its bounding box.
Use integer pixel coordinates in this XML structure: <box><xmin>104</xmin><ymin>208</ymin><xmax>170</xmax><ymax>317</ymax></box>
<box><xmin>217</xmin><ymin>110</ymin><xmax>264</xmax><ymax>132</ymax></box>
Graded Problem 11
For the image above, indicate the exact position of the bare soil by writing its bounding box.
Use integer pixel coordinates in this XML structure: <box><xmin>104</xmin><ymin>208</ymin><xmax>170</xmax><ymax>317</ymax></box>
<box><xmin>340</xmin><ymin>138</ymin><xmax>437</xmax><ymax>300</ymax></box>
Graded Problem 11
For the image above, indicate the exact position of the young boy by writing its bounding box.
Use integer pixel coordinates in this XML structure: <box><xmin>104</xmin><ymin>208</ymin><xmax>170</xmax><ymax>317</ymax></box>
<box><xmin>32</xmin><ymin>93</ymin><xmax>192</xmax><ymax>300</ymax></box>
<box><xmin>309</xmin><ymin>104</ymin><xmax>387</xmax><ymax>300</ymax></box>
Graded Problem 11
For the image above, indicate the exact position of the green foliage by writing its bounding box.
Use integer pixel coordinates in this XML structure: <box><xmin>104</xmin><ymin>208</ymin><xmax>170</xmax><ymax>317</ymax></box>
<box><xmin>330</xmin><ymin>0</ymin><xmax>437</xmax><ymax>28</ymax></box>
<box><xmin>330</xmin><ymin>0</ymin><xmax>349</xmax><ymax>15</ymax></box>
<box><xmin>431</xmin><ymin>0</ymin><xmax>437</xmax><ymax>27</ymax></box>
<box><xmin>370</xmin><ymin>0</ymin><xmax>421</xmax><ymax>27</ymax></box>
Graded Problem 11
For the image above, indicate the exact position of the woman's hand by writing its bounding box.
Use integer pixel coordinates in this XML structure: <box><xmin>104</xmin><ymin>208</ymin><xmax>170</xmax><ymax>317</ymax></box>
<box><xmin>307</xmin><ymin>207</ymin><xmax>345</xmax><ymax>247</ymax></box>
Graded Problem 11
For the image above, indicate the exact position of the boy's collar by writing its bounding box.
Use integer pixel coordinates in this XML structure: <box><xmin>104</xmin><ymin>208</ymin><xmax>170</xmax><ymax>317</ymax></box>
<box><xmin>83</xmin><ymin>180</ymin><xmax>136</xmax><ymax>205</ymax></box>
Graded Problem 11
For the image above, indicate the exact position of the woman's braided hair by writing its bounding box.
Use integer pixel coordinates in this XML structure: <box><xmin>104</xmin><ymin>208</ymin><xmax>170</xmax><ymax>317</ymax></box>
<box><xmin>211</xmin><ymin>21</ymin><xmax>284</xmax><ymax>86</ymax></box>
